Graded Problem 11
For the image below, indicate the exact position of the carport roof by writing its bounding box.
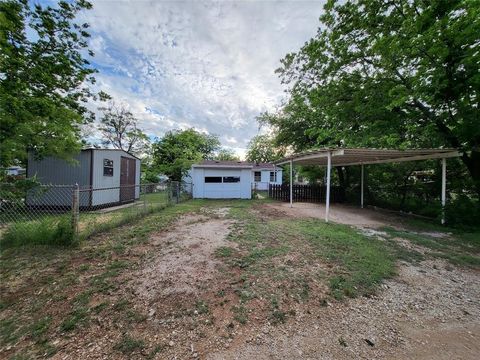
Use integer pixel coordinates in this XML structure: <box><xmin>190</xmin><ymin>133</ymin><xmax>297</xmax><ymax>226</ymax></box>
<box><xmin>275</xmin><ymin>148</ymin><xmax>461</xmax><ymax>167</ymax></box>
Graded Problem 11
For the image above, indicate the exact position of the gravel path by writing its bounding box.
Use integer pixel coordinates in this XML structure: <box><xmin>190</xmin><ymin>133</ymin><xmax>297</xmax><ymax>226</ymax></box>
<box><xmin>209</xmin><ymin>258</ymin><xmax>480</xmax><ymax>359</ymax></box>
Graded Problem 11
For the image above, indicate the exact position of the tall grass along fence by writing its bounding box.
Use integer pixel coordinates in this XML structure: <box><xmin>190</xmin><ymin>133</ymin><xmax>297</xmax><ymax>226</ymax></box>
<box><xmin>269</xmin><ymin>184</ymin><xmax>345</xmax><ymax>203</ymax></box>
<box><xmin>0</xmin><ymin>181</ymin><xmax>192</xmax><ymax>248</ymax></box>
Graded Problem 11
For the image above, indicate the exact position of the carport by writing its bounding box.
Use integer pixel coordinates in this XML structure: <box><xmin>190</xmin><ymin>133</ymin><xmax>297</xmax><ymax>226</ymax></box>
<box><xmin>275</xmin><ymin>148</ymin><xmax>462</xmax><ymax>224</ymax></box>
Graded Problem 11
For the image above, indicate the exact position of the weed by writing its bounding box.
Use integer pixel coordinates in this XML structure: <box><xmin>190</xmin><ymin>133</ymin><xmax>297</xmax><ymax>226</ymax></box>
<box><xmin>232</xmin><ymin>305</ymin><xmax>248</xmax><ymax>324</ymax></box>
<box><xmin>29</xmin><ymin>316</ymin><xmax>51</xmax><ymax>343</ymax></box>
<box><xmin>338</xmin><ymin>336</ymin><xmax>347</xmax><ymax>347</ymax></box>
<box><xmin>215</xmin><ymin>246</ymin><xmax>235</xmax><ymax>257</ymax></box>
<box><xmin>60</xmin><ymin>307</ymin><xmax>88</xmax><ymax>332</ymax></box>
<box><xmin>114</xmin><ymin>334</ymin><xmax>145</xmax><ymax>355</ymax></box>
<box><xmin>146</xmin><ymin>344</ymin><xmax>165</xmax><ymax>359</ymax></box>
<box><xmin>1</xmin><ymin>216</ymin><xmax>76</xmax><ymax>248</ymax></box>
<box><xmin>195</xmin><ymin>300</ymin><xmax>209</xmax><ymax>315</ymax></box>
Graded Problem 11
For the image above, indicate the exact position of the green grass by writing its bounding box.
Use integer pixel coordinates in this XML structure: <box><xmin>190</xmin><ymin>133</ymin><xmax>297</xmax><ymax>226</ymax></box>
<box><xmin>381</xmin><ymin>225</ymin><xmax>480</xmax><ymax>267</ymax></box>
<box><xmin>0</xmin><ymin>216</ymin><xmax>76</xmax><ymax>248</ymax></box>
<box><xmin>113</xmin><ymin>334</ymin><xmax>145</xmax><ymax>354</ymax></box>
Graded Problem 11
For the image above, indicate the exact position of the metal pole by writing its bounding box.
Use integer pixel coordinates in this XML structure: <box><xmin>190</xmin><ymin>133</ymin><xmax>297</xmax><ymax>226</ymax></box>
<box><xmin>289</xmin><ymin>159</ymin><xmax>293</xmax><ymax>208</ymax></box>
<box><xmin>325</xmin><ymin>151</ymin><xmax>331</xmax><ymax>222</ymax></box>
<box><xmin>71</xmin><ymin>183</ymin><xmax>79</xmax><ymax>237</ymax></box>
<box><xmin>441</xmin><ymin>158</ymin><xmax>446</xmax><ymax>225</ymax></box>
<box><xmin>143</xmin><ymin>184</ymin><xmax>147</xmax><ymax>213</ymax></box>
<box><xmin>361</xmin><ymin>164</ymin><xmax>364</xmax><ymax>209</ymax></box>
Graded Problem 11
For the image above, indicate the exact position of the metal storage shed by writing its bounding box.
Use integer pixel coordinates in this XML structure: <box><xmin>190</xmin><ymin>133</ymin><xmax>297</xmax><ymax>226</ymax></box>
<box><xmin>276</xmin><ymin>148</ymin><xmax>461</xmax><ymax>224</ymax></box>
<box><xmin>27</xmin><ymin>149</ymin><xmax>141</xmax><ymax>208</ymax></box>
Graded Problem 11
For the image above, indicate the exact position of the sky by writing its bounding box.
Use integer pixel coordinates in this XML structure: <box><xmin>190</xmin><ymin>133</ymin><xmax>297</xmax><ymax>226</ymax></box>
<box><xmin>79</xmin><ymin>0</ymin><xmax>324</xmax><ymax>158</ymax></box>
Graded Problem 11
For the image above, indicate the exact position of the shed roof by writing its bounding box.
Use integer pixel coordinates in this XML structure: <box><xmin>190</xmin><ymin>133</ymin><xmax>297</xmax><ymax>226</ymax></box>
<box><xmin>192</xmin><ymin>160</ymin><xmax>276</xmax><ymax>170</ymax></box>
<box><xmin>275</xmin><ymin>148</ymin><xmax>461</xmax><ymax>167</ymax></box>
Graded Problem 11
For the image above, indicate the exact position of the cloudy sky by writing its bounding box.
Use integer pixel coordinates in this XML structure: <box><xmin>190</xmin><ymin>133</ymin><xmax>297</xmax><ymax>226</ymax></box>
<box><xmin>80</xmin><ymin>0</ymin><xmax>324</xmax><ymax>158</ymax></box>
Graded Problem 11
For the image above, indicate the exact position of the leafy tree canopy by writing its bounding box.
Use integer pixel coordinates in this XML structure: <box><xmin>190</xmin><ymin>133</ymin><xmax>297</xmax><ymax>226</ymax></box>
<box><xmin>0</xmin><ymin>0</ymin><xmax>106</xmax><ymax>167</ymax></box>
<box><xmin>246</xmin><ymin>133</ymin><xmax>285</xmax><ymax>163</ymax></box>
<box><xmin>98</xmin><ymin>101</ymin><xmax>150</xmax><ymax>157</ymax></box>
<box><xmin>214</xmin><ymin>148</ymin><xmax>240</xmax><ymax>161</ymax></box>
<box><xmin>152</xmin><ymin>128</ymin><xmax>221</xmax><ymax>180</ymax></box>
<box><xmin>267</xmin><ymin>0</ymin><xmax>480</xmax><ymax>195</ymax></box>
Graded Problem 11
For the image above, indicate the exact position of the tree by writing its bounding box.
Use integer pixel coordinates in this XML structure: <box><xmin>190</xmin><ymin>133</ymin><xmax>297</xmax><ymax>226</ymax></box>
<box><xmin>246</xmin><ymin>134</ymin><xmax>284</xmax><ymax>163</ymax></box>
<box><xmin>214</xmin><ymin>148</ymin><xmax>240</xmax><ymax>161</ymax></box>
<box><xmin>0</xmin><ymin>0</ymin><xmax>105</xmax><ymax>167</ymax></box>
<box><xmin>270</xmin><ymin>0</ymin><xmax>480</xmax><ymax>196</ymax></box>
<box><xmin>98</xmin><ymin>101</ymin><xmax>150</xmax><ymax>156</ymax></box>
<box><xmin>152</xmin><ymin>129</ymin><xmax>221</xmax><ymax>180</ymax></box>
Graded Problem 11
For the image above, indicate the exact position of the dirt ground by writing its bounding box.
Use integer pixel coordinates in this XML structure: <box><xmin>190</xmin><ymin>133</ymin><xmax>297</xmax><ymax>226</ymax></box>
<box><xmin>266</xmin><ymin>202</ymin><xmax>417</xmax><ymax>228</ymax></box>
<box><xmin>206</xmin><ymin>203</ymin><xmax>480</xmax><ymax>359</ymax></box>
<box><xmin>1</xmin><ymin>201</ymin><xmax>479</xmax><ymax>359</ymax></box>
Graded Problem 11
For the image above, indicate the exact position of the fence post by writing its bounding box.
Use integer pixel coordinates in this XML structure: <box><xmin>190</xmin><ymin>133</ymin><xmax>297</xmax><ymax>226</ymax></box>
<box><xmin>143</xmin><ymin>184</ymin><xmax>147</xmax><ymax>213</ymax></box>
<box><xmin>71</xmin><ymin>183</ymin><xmax>79</xmax><ymax>238</ymax></box>
<box><xmin>176</xmin><ymin>182</ymin><xmax>180</xmax><ymax>204</ymax></box>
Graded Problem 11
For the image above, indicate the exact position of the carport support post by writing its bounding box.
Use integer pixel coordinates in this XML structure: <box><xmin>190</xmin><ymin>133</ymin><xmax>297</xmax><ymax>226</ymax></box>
<box><xmin>360</xmin><ymin>164</ymin><xmax>364</xmax><ymax>209</ymax></box>
<box><xmin>289</xmin><ymin>159</ymin><xmax>293</xmax><ymax>208</ymax></box>
<box><xmin>325</xmin><ymin>151</ymin><xmax>331</xmax><ymax>222</ymax></box>
<box><xmin>441</xmin><ymin>158</ymin><xmax>446</xmax><ymax>225</ymax></box>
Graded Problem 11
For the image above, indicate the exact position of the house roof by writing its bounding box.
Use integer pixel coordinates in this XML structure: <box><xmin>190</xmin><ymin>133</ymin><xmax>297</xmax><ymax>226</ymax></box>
<box><xmin>275</xmin><ymin>148</ymin><xmax>461</xmax><ymax>167</ymax></box>
<box><xmin>192</xmin><ymin>160</ymin><xmax>277</xmax><ymax>170</ymax></box>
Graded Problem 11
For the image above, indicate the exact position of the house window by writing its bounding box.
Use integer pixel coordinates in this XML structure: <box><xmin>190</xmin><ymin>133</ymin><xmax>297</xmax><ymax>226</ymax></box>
<box><xmin>254</xmin><ymin>171</ymin><xmax>261</xmax><ymax>182</ymax></box>
<box><xmin>103</xmin><ymin>159</ymin><xmax>114</xmax><ymax>176</ymax></box>
<box><xmin>223</xmin><ymin>176</ymin><xmax>240</xmax><ymax>183</ymax></box>
<box><xmin>270</xmin><ymin>171</ymin><xmax>277</xmax><ymax>182</ymax></box>
<box><xmin>205</xmin><ymin>176</ymin><xmax>222</xmax><ymax>183</ymax></box>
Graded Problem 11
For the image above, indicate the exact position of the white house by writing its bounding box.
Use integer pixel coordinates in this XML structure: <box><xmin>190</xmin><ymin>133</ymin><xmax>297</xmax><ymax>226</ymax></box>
<box><xmin>185</xmin><ymin>160</ymin><xmax>282</xmax><ymax>199</ymax></box>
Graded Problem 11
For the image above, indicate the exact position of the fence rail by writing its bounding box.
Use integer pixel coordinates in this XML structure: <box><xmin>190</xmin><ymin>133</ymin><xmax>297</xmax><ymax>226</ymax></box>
<box><xmin>0</xmin><ymin>181</ymin><xmax>192</xmax><ymax>245</ymax></box>
<box><xmin>269</xmin><ymin>184</ymin><xmax>345</xmax><ymax>203</ymax></box>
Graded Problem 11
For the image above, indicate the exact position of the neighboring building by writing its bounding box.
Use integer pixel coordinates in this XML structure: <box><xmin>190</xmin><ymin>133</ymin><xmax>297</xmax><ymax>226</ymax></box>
<box><xmin>185</xmin><ymin>160</ymin><xmax>282</xmax><ymax>199</ymax></box>
<box><xmin>27</xmin><ymin>149</ymin><xmax>141</xmax><ymax>208</ymax></box>
<box><xmin>4</xmin><ymin>166</ymin><xmax>26</xmax><ymax>177</ymax></box>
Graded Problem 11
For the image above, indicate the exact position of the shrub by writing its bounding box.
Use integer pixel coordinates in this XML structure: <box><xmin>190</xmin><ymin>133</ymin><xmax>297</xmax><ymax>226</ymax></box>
<box><xmin>1</xmin><ymin>216</ymin><xmax>76</xmax><ymax>248</ymax></box>
<box><xmin>445</xmin><ymin>195</ymin><xmax>480</xmax><ymax>229</ymax></box>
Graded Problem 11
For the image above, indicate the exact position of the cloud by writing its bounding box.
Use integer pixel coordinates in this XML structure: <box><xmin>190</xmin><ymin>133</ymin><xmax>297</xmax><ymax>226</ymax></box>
<box><xmin>82</xmin><ymin>0</ymin><xmax>324</xmax><ymax>157</ymax></box>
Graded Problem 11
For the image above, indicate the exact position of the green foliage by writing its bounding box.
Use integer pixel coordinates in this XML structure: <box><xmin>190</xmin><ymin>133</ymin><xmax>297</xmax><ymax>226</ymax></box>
<box><xmin>0</xmin><ymin>0</ymin><xmax>105</xmax><ymax>167</ymax></box>
<box><xmin>152</xmin><ymin>128</ymin><xmax>221</xmax><ymax>180</ymax></box>
<box><xmin>266</xmin><ymin>0</ymin><xmax>480</xmax><ymax>198</ymax></box>
<box><xmin>98</xmin><ymin>101</ymin><xmax>150</xmax><ymax>156</ymax></box>
<box><xmin>1</xmin><ymin>216</ymin><xmax>76</xmax><ymax>248</ymax></box>
<box><xmin>214</xmin><ymin>148</ymin><xmax>240</xmax><ymax>161</ymax></box>
<box><xmin>245</xmin><ymin>133</ymin><xmax>284</xmax><ymax>163</ymax></box>
<box><xmin>445</xmin><ymin>195</ymin><xmax>480</xmax><ymax>228</ymax></box>
<box><xmin>114</xmin><ymin>334</ymin><xmax>145</xmax><ymax>355</ymax></box>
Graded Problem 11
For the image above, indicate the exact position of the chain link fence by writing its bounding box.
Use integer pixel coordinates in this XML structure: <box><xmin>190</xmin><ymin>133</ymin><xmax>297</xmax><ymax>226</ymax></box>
<box><xmin>0</xmin><ymin>181</ymin><xmax>192</xmax><ymax>247</ymax></box>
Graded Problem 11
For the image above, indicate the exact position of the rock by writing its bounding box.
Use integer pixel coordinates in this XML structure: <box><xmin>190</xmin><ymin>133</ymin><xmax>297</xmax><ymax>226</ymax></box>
<box><xmin>169</xmin><ymin>340</ymin><xmax>175</xmax><ymax>347</ymax></box>
<box><xmin>364</xmin><ymin>338</ymin><xmax>375</xmax><ymax>347</ymax></box>
<box><xmin>148</xmin><ymin>309</ymin><xmax>156</xmax><ymax>317</ymax></box>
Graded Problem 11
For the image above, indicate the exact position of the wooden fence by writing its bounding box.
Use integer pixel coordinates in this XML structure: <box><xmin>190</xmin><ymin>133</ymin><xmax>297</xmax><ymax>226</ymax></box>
<box><xmin>268</xmin><ymin>184</ymin><xmax>345</xmax><ymax>203</ymax></box>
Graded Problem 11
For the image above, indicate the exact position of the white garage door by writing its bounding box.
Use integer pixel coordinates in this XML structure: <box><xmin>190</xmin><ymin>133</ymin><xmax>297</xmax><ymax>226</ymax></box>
<box><xmin>203</xmin><ymin>169</ymin><xmax>245</xmax><ymax>199</ymax></box>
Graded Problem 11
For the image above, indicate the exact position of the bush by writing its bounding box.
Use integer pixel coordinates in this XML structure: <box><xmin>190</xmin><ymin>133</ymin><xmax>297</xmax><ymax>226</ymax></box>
<box><xmin>445</xmin><ymin>195</ymin><xmax>480</xmax><ymax>229</ymax></box>
<box><xmin>1</xmin><ymin>216</ymin><xmax>76</xmax><ymax>248</ymax></box>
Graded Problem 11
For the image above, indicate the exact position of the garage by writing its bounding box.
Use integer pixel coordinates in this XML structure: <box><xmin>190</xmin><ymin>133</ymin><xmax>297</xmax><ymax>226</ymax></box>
<box><xmin>189</xmin><ymin>161</ymin><xmax>252</xmax><ymax>199</ymax></box>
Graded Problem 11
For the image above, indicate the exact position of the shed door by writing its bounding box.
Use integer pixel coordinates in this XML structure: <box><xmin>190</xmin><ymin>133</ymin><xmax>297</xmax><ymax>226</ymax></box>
<box><xmin>120</xmin><ymin>156</ymin><xmax>136</xmax><ymax>202</ymax></box>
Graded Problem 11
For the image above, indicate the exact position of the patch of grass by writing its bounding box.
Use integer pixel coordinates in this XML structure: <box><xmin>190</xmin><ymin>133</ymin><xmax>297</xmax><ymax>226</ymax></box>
<box><xmin>0</xmin><ymin>317</ymin><xmax>24</xmax><ymax>346</ymax></box>
<box><xmin>1</xmin><ymin>216</ymin><xmax>76</xmax><ymax>249</ymax></box>
<box><xmin>381</xmin><ymin>226</ymin><xmax>480</xmax><ymax>267</ymax></box>
<box><xmin>232</xmin><ymin>305</ymin><xmax>248</xmax><ymax>324</ymax></box>
<box><xmin>29</xmin><ymin>316</ymin><xmax>51</xmax><ymax>343</ymax></box>
<box><xmin>60</xmin><ymin>307</ymin><xmax>89</xmax><ymax>332</ymax></box>
<box><xmin>291</xmin><ymin>220</ymin><xmax>396</xmax><ymax>298</ymax></box>
<box><xmin>114</xmin><ymin>334</ymin><xmax>145</xmax><ymax>355</ymax></box>
<box><xmin>269</xmin><ymin>297</ymin><xmax>287</xmax><ymax>325</ymax></box>
<box><xmin>146</xmin><ymin>344</ymin><xmax>165</xmax><ymax>359</ymax></box>
<box><xmin>214</xmin><ymin>246</ymin><xmax>235</xmax><ymax>257</ymax></box>
<box><xmin>195</xmin><ymin>300</ymin><xmax>209</xmax><ymax>315</ymax></box>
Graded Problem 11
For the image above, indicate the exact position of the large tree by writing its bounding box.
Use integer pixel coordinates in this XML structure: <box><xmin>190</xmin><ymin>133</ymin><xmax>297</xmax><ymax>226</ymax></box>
<box><xmin>0</xmin><ymin>0</ymin><xmax>104</xmax><ymax>167</ymax></box>
<box><xmin>98</xmin><ymin>101</ymin><xmax>150</xmax><ymax>156</ymax></box>
<box><xmin>269</xmin><ymin>0</ymin><xmax>480</xmax><ymax>195</ymax></box>
<box><xmin>214</xmin><ymin>148</ymin><xmax>240</xmax><ymax>161</ymax></box>
<box><xmin>246</xmin><ymin>133</ymin><xmax>284</xmax><ymax>163</ymax></box>
<box><xmin>152</xmin><ymin>129</ymin><xmax>221</xmax><ymax>180</ymax></box>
